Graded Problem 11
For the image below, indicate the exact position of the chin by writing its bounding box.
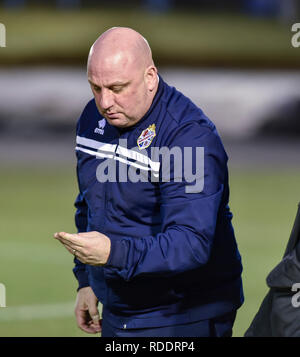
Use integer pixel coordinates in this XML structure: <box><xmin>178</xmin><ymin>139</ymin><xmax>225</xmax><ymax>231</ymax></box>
<box><xmin>106</xmin><ymin>115</ymin><xmax>138</xmax><ymax>128</ymax></box>
<box><xmin>106</xmin><ymin>118</ymin><xmax>129</xmax><ymax>128</ymax></box>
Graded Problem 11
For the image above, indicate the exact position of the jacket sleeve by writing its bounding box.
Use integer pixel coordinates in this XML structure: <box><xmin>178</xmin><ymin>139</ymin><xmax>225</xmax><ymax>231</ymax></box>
<box><xmin>72</xmin><ymin>110</ymin><xmax>90</xmax><ymax>290</ymax></box>
<box><xmin>103</xmin><ymin>122</ymin><xmax>229</xmax><ymax>281</ymax></box>
<box><xmin>72</xmin><ymin>191</ymin><xmax>90</xmax><ymax>290</ymax></box>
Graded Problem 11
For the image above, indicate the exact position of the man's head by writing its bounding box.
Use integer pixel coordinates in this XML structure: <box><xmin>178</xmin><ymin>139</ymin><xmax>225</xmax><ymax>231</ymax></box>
<box><xmin>87</xmin><ymin>27</ymin><xmax>158</xmax><ymax>128</ymax></box>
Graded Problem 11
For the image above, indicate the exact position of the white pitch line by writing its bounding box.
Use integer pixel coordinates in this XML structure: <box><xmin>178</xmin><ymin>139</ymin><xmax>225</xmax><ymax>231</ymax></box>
<box><xmin>0</xmin><ymin>302</ymin><xmax>75</xmax><ymax>321</ymax></box>
<box><xmin>0</xmin><ymin>301</ymin><xmax>103</xmax><ymax>322</ymax></box>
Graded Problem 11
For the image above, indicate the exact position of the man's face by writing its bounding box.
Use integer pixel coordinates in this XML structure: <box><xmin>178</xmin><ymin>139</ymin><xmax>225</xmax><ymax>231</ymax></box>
<box><xmin>87</xmin><ymin>54</ymin><xmax>152</xmax><ymax>128</ymax></box>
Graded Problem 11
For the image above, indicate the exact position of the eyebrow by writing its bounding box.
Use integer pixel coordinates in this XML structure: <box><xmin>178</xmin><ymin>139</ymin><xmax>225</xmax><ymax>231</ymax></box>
<box><xmin>88</xmin><ymin>80</ymin><xmax>130</xmax><ymax>88</ymax></box>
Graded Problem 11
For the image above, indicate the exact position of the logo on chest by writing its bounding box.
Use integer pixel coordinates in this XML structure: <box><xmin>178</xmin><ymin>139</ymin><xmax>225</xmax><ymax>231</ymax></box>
<box><xmin>137</xmin><ymin>124</ymin><xmax>156</xmax><ymax>150</ymax></box>
<box><xmin>94</xmin><ymin>118</ymin><xmax>106</xmax><ymax>135</ymax></box>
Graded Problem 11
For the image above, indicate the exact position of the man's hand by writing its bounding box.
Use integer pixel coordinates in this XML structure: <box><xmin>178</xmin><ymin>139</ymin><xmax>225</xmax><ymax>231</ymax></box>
<box><xmin>75</xmin><ymin>286</ymin><xmax>102</xmax><ymax>334</ymax></box>
<box><xmin>54</xmin><ymin>231</ymin><xmax>111</xmax><ymax>266</ymax></box>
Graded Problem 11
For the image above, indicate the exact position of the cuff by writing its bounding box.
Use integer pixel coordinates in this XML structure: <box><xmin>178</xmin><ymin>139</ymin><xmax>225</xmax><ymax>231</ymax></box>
<box><xmin>105</xmin><ymin>238</ymin><xmax>128</xmax><ymax>269</ymax></box>
<box><xmin>73</xmin><ymin>259</ymin><xmax>90</xmax><ymax>291</ymax></box>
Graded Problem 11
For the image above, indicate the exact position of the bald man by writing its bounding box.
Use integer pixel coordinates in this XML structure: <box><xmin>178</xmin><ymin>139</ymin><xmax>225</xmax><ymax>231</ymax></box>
<box><xmin>55</xmin><ymin>27</ymin><xmax>243</xmax><ymax>337</ymax></box>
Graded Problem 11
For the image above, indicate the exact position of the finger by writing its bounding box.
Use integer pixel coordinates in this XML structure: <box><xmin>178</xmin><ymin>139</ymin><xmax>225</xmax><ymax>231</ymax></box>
<box><xmin>88</xmin><ymin>305</ymin><xmax>101</xmax><ymax>328</ymax></box>
<box><xmin>88</xmin><ymin>318</ymin><xmax>102</xmax><ymax>332</ymax></box>
<box><xmin>91</xmin><ymin>313</ymin><xmax>101</xmax><ymax>324</ymax></box>
<box><xmin>89</xmin><ymin>310</ymin><xmax>101</xmax><ymax>324</ymax></box>
<box><xmin>81</xmin><ymin>317</ymin><xmax>101</xmax><ymax>333</ymax></box>
<box><xmin>56</xmin><ymin>232</ymin><xmax>84</xmax><ymax>247</ymax></box>
<box><xmin>78</xmin><ymin>320</ymin><xmax>100</xmax><ymax>334</ymax></box>
<box><xmin>89</xmin><ymin>322</ymin><xmax>102</xmax><ymax>333</ymax></box>
<box><xmin>55</xmin><ymin>232</ymin><xmax>81</xmax><ymax>246</ymax></box>
<box><xmin>56</xmin><ymin>239</ymin><xmax>85</xmax><ymax>260</ymax></box>
<box><xmin>55</xmin><ymin>236</ymin><xmax>84</xmax><ymax>253</ymax></box>
<box><xmin>88</xmin><ymin>318</ymin><xmax>102</xmax><ymax>326</ymax></box>
<box><xmin>75</xmin><ymin>310</ymin><xmax>100</xmax><ymax>334</ymax></box>
<box><xmin>62</xmin><ymin>243</ymin><xmax>77</xmax><ymax>255</ymax></box>
<box><xmin>78</xmin><ymin>320</ymin><xmax>95</xmax><ymax>333</ymax></box>
<box><xmin>55</xmin><ymin>237</ymin><xmax>77</xmax><ymax>252</ymax></box>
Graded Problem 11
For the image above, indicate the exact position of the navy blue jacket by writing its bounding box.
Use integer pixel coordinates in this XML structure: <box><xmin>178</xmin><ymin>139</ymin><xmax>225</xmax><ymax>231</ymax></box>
<box><xmin>73</xmin><ymin>75</ymin><xmax>243</xmax><ymax>329</ymax></box>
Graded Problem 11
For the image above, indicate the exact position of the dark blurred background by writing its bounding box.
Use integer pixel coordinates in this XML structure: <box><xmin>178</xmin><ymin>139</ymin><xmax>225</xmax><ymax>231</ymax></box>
<box><xmin>0</xmin><ymin>0</ymin><xmax>300</xmax><ymax>337</ymax></box>
<box><xmin>1</xmin><ymin>0</ymin><xmax>300</xmax><ymax>140</ymax></box>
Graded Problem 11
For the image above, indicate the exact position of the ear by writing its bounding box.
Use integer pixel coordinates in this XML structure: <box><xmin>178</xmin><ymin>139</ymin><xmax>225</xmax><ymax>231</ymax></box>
<box><xmin>145</xmin><ymin>65</ymin><xmax>158</xmax><ymax>92</ymax></box>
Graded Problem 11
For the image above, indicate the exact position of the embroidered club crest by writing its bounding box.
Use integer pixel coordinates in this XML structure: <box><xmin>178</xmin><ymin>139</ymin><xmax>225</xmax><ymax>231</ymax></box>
<box><xmin>137</xmin><ymin>124</ymin><xmax>156</xmax><ymax>150</ymax></box>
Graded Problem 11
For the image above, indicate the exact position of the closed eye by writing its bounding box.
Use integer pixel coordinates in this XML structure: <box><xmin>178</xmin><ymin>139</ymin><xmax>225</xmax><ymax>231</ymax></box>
<box><xmin>109</xmin><ymin>85</ymin><xmax>126</xmax><ymax>94</ymax></box>
<box><xmin>88</xmin><ymin>80</ymin><xmax>130</xmax><ymax>93</ymax></box>
<box><xmin>92</xmin><ymin>85</ymin><xmax>101</xmax><ymax>92</ymax></box>
<box><xmin>110</xmin><ymin>81</ymin><xmax>131</xmax><ymax>93</ymax></box>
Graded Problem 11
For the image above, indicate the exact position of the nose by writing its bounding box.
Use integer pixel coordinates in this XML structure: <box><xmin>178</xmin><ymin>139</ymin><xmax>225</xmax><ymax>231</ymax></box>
<box><xmin>97</xmin><ymin>89</ymin><xmax>114</xmax><ymax>111</ymax></box>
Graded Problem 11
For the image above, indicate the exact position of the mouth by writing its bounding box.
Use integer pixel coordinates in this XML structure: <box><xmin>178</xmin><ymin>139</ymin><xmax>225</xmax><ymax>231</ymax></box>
<box><xmin>105</xmin><ymin>112</ymin><xmax>120</xmax><ymax>119</ymax></box>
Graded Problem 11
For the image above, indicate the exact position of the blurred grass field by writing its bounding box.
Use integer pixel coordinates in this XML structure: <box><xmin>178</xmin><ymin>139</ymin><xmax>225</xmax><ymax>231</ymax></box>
<box><xmin>0</xmin><ymin>6</ymin><xmax>299</xmax><ymax>68</ymax></box>
<box><xmin>0</xmin><ymin>165</ymin><xmax>300</xmax><ymax>337</ymax></box>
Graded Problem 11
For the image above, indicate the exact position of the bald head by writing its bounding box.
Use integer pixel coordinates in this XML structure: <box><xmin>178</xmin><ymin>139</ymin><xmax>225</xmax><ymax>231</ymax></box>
<box><xmin>88</xmin><ymin>27</ymin><xmax>154</xmax><ymax>75</ymax></box>
<box><xmin>87</xmin><ymin>27</ymin><xmax>159</xmax><ymax>128</ymax></box>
